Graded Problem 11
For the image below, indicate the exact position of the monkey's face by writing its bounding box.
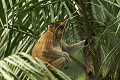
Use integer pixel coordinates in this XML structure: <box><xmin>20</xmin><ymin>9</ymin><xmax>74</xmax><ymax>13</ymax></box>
<box><xmin>54</xmin><ymin>24</ymin><xmax>64</xmax><ymax>41</ymax></box>
<box><xmin>55</xmin><ymin>29</ymin><xmax>63</xmax><ymax>40</ymax></box>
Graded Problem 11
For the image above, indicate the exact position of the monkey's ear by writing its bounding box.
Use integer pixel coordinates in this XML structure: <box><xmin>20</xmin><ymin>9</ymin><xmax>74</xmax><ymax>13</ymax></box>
<box><xmin>48</xmin><ymin>25</ymin><xmax>52</xmax><ymax>28</ymax></box>
<box><xmin>47</xmin><ymin>25</ymin><xmax>52</xmax><ymax>31</ymax></box>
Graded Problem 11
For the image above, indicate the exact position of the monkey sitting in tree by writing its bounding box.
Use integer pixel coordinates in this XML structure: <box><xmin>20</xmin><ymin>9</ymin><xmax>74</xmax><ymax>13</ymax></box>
<box><xmin>32</xmin><ymin>22</ymin><xmax>86</xmax><ymax>69</ymax></box>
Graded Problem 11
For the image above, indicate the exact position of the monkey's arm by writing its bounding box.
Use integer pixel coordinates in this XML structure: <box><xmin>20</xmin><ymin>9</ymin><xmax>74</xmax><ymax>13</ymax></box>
<box><xmin>42</xmin><ymin>43</ymin><xmax>71</xmax><ymax>62</ymax></box>
<box><xmin>61</xmin><ymin>40</ymin><xmax>85</xmax><ymax>54</ymax></box>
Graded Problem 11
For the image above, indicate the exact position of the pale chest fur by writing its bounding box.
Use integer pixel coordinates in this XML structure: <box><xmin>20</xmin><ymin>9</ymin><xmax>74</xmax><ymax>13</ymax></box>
<box><xmin>53</xmin><ymin>42</ymin><xmax>62</xmax><ymax>51</ymax></box>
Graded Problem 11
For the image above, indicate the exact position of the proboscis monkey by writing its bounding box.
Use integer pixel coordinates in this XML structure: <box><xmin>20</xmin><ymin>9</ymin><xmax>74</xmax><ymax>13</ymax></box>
<box><xmin>32</xmin><ymin>22</ymin><xmax>86</xmax><ymax>69</ymax></box>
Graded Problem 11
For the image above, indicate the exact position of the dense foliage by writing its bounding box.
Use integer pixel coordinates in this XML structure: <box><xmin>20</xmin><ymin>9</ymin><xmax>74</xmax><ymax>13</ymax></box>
<box><xmin>0</xmin><ymin>0</ymin><xmax>120</xmax><ymax>80</ymax></box>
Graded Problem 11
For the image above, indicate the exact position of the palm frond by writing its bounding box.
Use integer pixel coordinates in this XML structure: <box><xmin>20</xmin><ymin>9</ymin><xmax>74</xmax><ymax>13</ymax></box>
<box><xmin>0</xmin><ymin>52</ymin><xmax>71</xmax><ymax>80</ymax></box>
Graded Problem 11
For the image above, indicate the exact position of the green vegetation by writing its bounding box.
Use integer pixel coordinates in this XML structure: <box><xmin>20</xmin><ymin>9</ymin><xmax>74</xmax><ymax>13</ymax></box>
<box><xmin>0</xmin><ymin>0</ymin><xmax>120</xmax><ymax>80</ymax></box>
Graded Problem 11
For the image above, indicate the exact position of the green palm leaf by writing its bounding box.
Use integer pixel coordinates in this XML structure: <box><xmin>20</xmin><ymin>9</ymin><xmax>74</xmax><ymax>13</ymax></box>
<box><xmin>0</xmin><ymin>52</ymin><xmax>71</xmax><ymax>80</ymax></box>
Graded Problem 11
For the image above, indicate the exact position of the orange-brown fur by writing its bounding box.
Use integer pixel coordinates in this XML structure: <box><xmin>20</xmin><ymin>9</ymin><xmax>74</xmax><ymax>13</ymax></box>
<box><xmin>32</xmin><ymin>23</ymin><xmax>85</xmax><ymax>69</ymax></box>
<box><xmin>32</xmin><ymin>26</ymin><xmax>54</xmax><ymax>62</ymax></box>
<box><xmin>32</xmin><ymin>24</ymin><xmax>69</xmax><ymax>69</ymax></box>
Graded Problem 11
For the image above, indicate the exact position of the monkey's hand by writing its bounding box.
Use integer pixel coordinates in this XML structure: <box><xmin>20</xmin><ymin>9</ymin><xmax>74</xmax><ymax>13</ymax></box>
<box><xmin>84</xmin><ymin>37</ymin><xmax>89</xmax><ymax>46</ymax></box>
<box><xmin>62</xmin><ymin>52</ymin><xmax>72</xmax><ymax>62</ymax></box>
<box><xmin>49</xmin><ymin>49</ymin><xmax>72</xmax><ymax>62</ymax></box>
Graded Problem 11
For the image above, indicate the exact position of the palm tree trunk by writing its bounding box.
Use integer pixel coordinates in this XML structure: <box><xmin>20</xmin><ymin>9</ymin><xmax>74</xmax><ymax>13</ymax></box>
<box><xmin>77</xmin><ymin>0</ymin><xmax>102</xmax><ymax>80</ymax></box>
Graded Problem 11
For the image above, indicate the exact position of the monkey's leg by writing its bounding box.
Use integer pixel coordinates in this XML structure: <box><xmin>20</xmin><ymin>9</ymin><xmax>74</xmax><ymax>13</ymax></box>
<box><xmin>50</xmin><ymin>57</ymin><xmax>66</xmax><ymax>69</ymax></box>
